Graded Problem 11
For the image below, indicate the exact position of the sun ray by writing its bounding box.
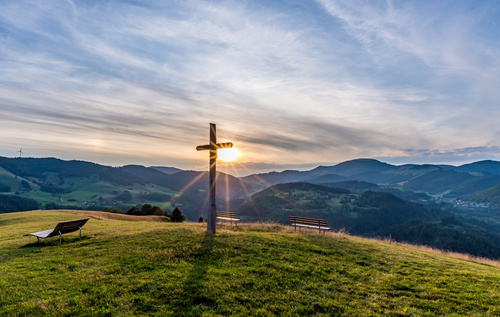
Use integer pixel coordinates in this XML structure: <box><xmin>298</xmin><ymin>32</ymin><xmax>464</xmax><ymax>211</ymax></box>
<box><xmin>168</xmin><ymin>171</ymin><xmax>208</xmax><ymax>211</ymax></box>
<box><xmin>224</xmin><ymin>171</ymin><xmax>230</xmax><ymax>212</ymax></box>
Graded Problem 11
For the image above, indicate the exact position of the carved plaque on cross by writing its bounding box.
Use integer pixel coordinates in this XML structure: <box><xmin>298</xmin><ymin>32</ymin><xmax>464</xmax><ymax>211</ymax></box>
<box><xmin>196</xmin><ymin>123</ymin><xmax>233</xmax><ymax>234</ymax></box>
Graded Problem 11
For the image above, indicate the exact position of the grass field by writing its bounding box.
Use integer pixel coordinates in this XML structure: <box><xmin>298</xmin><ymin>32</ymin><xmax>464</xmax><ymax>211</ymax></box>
<box><xmin>1</xmin><ymin>210</ymin><xmax>499</xmax><ymax>316</ymax></box>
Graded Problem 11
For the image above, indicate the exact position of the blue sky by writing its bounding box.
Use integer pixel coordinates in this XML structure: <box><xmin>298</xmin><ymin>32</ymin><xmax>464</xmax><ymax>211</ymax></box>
<box><xmin>1</xmin><ymin>0</ymin><xmax>499</xmax><ymax>175</ymax></box>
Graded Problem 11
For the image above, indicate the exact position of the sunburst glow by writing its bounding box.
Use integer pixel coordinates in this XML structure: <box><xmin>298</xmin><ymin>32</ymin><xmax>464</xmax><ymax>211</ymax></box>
<box><xmin>217</xmin><ymin>147</ymin><xmax>240</xmax><ymax>162</ymax></box>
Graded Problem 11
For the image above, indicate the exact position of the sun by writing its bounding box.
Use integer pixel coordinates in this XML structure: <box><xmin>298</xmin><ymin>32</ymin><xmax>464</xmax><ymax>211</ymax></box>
<box><xmin>217</xmin><ymin>147</ymin><xmax>240</xmax><ymax>162</ymax></box>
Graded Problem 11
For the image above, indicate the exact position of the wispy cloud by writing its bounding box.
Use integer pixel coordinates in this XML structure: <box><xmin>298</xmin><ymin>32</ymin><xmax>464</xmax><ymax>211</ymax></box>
<box><xmin>380</xmin><ymin>146</ymin><xmax>500</xmax><ymax>165</ymax></box>
<box><xmin>0</xmin><ymin>0</ymin><xmax>499</xmax><ymax>171</ymax></box>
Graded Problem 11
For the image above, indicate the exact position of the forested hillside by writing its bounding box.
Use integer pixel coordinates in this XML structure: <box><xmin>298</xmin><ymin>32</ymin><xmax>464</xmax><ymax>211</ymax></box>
<box><xmin>234</xmin><ymin>182</ymin><xmax>500</xmax><ymax>259</ymax></box>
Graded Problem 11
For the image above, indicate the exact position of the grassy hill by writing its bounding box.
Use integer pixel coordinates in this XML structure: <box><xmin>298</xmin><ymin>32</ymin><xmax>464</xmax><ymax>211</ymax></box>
<box><xmin>1</xmin><ymin>210</ymin><xmax>499</xmax><ymax>316</ymax></box>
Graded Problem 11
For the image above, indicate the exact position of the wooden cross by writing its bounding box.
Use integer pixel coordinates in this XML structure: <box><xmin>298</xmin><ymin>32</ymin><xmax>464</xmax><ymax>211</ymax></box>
<box><xmin>196</xmin><ymin>123</ymin><xmax>233</xmax><ymax>234</ymax></box>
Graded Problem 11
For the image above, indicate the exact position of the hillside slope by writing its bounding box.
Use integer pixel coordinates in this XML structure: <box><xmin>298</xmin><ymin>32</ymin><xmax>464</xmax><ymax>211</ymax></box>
<box><xmin>1</xmin><ymin>210</ymin><xmax>498</xmax><ymax>316</ymax></box>
<box><xmin>0</xmin><ymin>157</ymin><xmax>255</xmax><ymax>218</ymax></box>
<box><xmin>232</xmin><ymin>182</ymin><xmax>500</xmax><ymax>259</ymax></box>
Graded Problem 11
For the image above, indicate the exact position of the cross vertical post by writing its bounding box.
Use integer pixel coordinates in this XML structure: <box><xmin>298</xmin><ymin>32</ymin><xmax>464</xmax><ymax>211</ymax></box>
<box><xmin>196</xmin><ymin>123</ymin><xmax>233</xmax><ymax>234</ymax></box>
<box><xmin>208</xmin><ymin>123</ymin><xmax>217</xmax><ymax>234</ymax></box>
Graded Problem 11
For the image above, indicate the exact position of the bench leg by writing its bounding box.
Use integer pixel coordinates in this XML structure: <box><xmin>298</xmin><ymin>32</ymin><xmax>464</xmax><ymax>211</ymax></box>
<box><xmin>37</xmin><ymin>237</ymin><xmax>40</xmax><ymax>244</ymax></box>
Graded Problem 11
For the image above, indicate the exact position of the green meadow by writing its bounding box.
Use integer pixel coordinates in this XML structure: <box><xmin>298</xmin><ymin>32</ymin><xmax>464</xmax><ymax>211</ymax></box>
<box><xmin>1</xmin><ymin>210</ymin><xmax>499</xmax><ymax>316</ymax></box>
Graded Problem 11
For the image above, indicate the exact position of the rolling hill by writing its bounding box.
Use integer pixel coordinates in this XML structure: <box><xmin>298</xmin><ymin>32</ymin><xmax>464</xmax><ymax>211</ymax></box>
<box><xmin>243</xmin><ymin>158</ymin><xmax>500</xmax><ymax>203</ymax></box>
<box><xmin>465</xmin><ymin>185</ymin><xmax>500</xmax><ymax>205</ymax></box>
<box><xmin>456</xmin><ymin>160</ymin><xmax>500</xmax><ymax>174</ymax></box>
<box><xmin>0</xmin><ymin>157</ymin><xmax>256</xmax><ymax>220</ymax></box>
<box><xmin>5</xmin><ymin>156</ymin><xmax>500</xmax><ymax>212</ymax></box>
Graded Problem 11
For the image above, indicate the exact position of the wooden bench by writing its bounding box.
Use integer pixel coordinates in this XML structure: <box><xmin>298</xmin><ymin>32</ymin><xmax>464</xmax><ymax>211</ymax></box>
<box><xmin>288</xmin><ymin>216</ymin><xmax>330</xmax><ymax>234</ymax></box>
<box><xmin>24</xmin><ymin>218</ymin><xmax>90</xmax><ymax>244</ymax></box>
<box><xmin>216</xmin><ymin>211</ymin><xmax>240</xmax><ymax>226</ymax></box>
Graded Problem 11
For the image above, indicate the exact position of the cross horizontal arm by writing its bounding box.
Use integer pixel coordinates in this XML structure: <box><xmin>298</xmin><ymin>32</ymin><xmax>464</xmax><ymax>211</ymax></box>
<box><xmin>196</xmin><ymin>142</ymin><xmax>233</xmax><ymax>151</ymax></box>
<box><xmin>196</xmin><ymin>145</ymin><xmax>210</xmax><ymax>151</ymax></box>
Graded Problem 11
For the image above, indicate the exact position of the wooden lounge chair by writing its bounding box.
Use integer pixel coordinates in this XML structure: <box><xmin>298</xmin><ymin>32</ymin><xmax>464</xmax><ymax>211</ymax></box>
<box><xmin>24</xmin><ymin>218</ymin><xmax>90</xmax><ymax>244</ymax></box>
<box><xmin>216</xmin><ymin>211</ymin><xmax>240</xmax><ymax>226</ymax></box>
<box><xmin>288</xmin><ymin>215</ymin><xmax>330</xmax><ymax>234</ymax></box>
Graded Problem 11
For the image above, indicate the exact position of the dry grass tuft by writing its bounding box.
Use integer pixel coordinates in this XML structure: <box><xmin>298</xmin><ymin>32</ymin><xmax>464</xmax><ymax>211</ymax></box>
<box><xmin>365</xmin><ymin>235</ymin><xmax>500</xmax><ymax>268</ymax></box>
<box><xmin>398</xmin><ymin>242</ymin><xmax>500</xmax><ymax>268</ymax></box>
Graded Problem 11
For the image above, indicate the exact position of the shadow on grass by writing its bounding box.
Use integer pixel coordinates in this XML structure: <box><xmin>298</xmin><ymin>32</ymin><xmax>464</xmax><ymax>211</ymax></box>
<box><xmin>21</xmin><ymin>235</ymin><xmax>91</xmax><ymax>248</ymax></box>
<box><xmin>174</xmin><ymin>233</ymin><xmax>217</xmax><ymax>315</ymax></box>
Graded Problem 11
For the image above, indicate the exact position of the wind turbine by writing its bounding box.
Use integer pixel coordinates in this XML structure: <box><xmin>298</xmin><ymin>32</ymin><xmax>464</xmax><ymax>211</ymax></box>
<box><xmin>18</xmin><ymin>148</ymin><xmax>24</xmax><ymax>158</ymax></box>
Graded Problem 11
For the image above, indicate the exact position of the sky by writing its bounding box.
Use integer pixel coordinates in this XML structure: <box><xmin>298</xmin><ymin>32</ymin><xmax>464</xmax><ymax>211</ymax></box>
<box><xmin>1</xmin><ymin>0</ymin><xmax>500</xmax><ymax>176</ymax></box>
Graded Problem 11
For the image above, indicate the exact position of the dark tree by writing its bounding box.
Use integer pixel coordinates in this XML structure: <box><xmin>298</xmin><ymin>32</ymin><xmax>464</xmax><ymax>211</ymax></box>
<box><xmin>171</xmin><ymin>207</ymin><xmax>186</xmax><ymax>222</ymax></box>
<box><xmin>150</xmin><ymin>206</ymin><xmax>164</xmax><ymax>216</ymax></box>
<box><xmin>140</xmin><ymin>204</ymin><xmax>153</xmax><ymax>215</ymax></box>
<box><xmin>127</xmin><ymin>206</ymin><xmax>141</xmax><ymax>215</ymax></box>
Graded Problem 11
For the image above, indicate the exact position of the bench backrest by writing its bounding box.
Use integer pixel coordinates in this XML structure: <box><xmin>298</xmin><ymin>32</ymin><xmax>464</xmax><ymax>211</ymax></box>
<box><xmin>48</xmin><ymin>218</ymin><xmax>90</xmax><ymax>237</ymax></box>
<box><xmin>217</xmin><ymin>211</ymin><xmax>235</xmax><ymax>218</ymax></box>
<box><xmin>288</xmin><ymin>216</ymin><xmax>327</xmax><ymax>227</ymax></box>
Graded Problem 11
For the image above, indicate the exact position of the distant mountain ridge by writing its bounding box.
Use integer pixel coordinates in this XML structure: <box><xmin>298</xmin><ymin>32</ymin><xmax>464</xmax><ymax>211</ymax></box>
<box><xmin>242</xmin><ymin>158</ymin><xmax>500</xmax><ymax>200</ymax></box>
<box><xmin>3</xmin><ymin>156</ymin><xmax>500</xmax><ymax>198</ymax></box>
<box><xmin>4</xmin><ymin>157</ymin><xmax>500</xmax><ymax>201</ymax></box>
<box><xmin>456</xmin><ymin>160</ymin><xmax>500</xmax><ymax>174</ymax></box>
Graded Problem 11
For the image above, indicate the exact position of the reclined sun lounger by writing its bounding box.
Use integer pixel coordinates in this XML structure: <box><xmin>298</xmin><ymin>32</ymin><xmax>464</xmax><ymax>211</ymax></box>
<box><xmin>24</xmin><ymin>218</ymin><xmax>89</xmax><ymax>244</ymax></box>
